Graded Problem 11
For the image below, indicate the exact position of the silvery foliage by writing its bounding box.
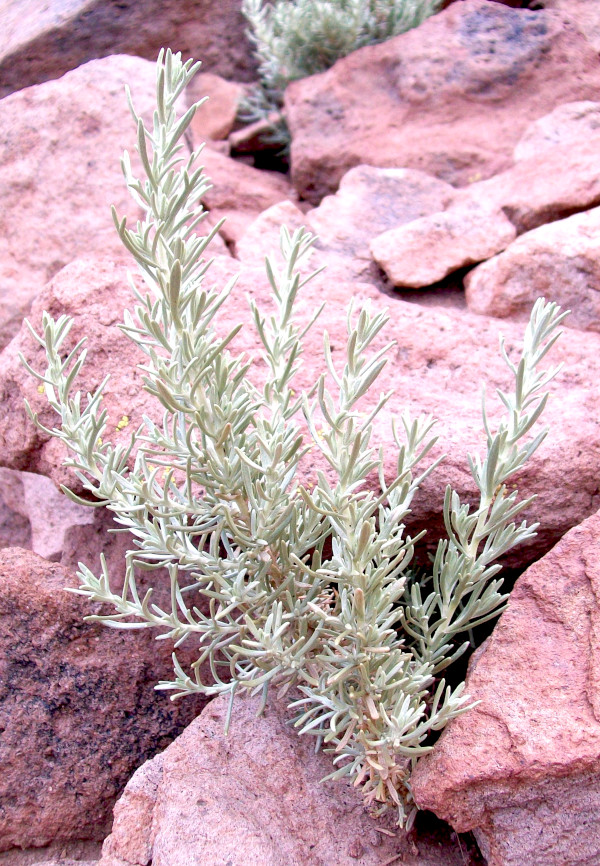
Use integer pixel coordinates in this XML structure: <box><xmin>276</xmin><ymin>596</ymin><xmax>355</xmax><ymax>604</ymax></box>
<box><xmin>240</xmin><ymin>0</ymin><xmax>443</xmax><ymax>146</ymax></box>
<box><xmin>23</xmin><ymin>49</ymin><xmax>567</xmax><ymax>828</ymax></box>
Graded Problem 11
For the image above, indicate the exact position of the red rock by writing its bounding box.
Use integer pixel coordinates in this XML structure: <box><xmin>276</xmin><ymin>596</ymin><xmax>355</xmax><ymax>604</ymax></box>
<box><xmin>304</xmin><ymin>165</ymin><xmax>456</xmax><ymax>282</ymax></box>
<box><xmin>0</xmin><ymin>55</ymin><xmax>158</xmax><ymax>351</ymax></box>
<box><xmin>31</xmin><ymin>857</ymin><xmax>98</xmax><ymax>866</ymax></box>
<box><xmin>7</xmin><ymin>839</ymin><xmax>101</xmax><ymax>865</ymax></box>
<box><xmin>457</xmin><ymin>134</ymin><xmax>600</xmax><ymax>233</ymax></box>
<box><xmin>235</xmin><ymin>200</ymin><xmax>308</xmax><ymax>265</ymax></box>
<box><xmin>411</xmin><ymin>509</ymin><xmax>600</xmax><ymax>866</ymax></box>
<box><xmin>0</xmin><ymin>468</ymin><xmax>94</xmax><ymax>561</ymax></box>
<box><xmin>4</xmin><ymin>254</ymin><xmax>600</xmax><ymax>572</ymax></box>
<box><xmin>0</xmin><ymin>547</ymin><xmax>207</xmax><ymax>851</ymax></box>
<box><xmin>514</xmin><ymin>101</ymin><xmax>600</xmax><ymax>162</ymax></box>
<box><xmin>286</xmin><ymin>0</ymin><xmax>600</xmax><ymax>203</ymax></box>
<box><xmin>0</xmin><ymin>470</ymin><xmax>32</xmax><ymax>552</ymax></box>
<box><xmin>235</xmin><ymin>165</ymin><xmax>455</xmax><ymax>281</ymax></box>
<box><xmin>0</xmin><ymin>0</ymin><xmax>255</xmax><ymax>101</ymax></box>
<box><xmin>464</xmin><ymin>206</ymin><xmax>600</xmax><ymax>331</ymax></box>
<box><xmin>35</xmin><ymin>858</ymin><xmax>98</xmax><ymax>866</ymax></box>
<box><xmin>98</xmin><ymin>694</ymin><xmax>474</xmax><ymax>866</ymax></box>
<box><xmin>200</xmin><ymin>147</ymin><xmax>295</xmax><ymax>244</ymax></box>
<box><xmin>0</xmin><ymin>53</ymin><xmax>234</xmax><ymax>351</ymax></box>
<box><xmin>185</xmin><ymin>72</ymin><xmax>244</xmax><ymax>143</ymax></box>
<box><xmin>371</xmin><ymin>203</ymin><xmax>516</xmax><ymax>288</ymax></box>
<box><xmin>543</xmin><ymin>0</ymin><xmax>600</xmax><ymax>52</ymax></box>
<box><xmin>0</xmin><ymin>259</ymin><xmax>158</xmax><ymax>492</ymax></box>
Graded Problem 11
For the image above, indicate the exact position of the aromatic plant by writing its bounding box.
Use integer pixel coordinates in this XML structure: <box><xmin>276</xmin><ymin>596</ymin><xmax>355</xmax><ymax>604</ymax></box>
<box><xmin>240</xmin><ymin>0</ymin><xmax>444</xmax><ymax>147</ymax></box>
<box><xmin>22</xmin><ymin>49</ymin><xmax>567</xmax><ymax>828</ymax></box>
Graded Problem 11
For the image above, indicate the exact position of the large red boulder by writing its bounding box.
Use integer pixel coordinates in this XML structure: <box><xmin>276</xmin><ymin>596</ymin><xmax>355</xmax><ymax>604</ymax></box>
<box><xmin>0</xmin><ymin>0</ymin><xmax>255</xmax><ymax>100</ymax></box>
<box><xmin>286</xmin><ymin>0</ymin><xmax>600</xmax><ymax>203</ymax></box>
<box><xmin>0</xmin><ymin>55</ymin><xmax>155</xmax><ymax>352</ymax></box>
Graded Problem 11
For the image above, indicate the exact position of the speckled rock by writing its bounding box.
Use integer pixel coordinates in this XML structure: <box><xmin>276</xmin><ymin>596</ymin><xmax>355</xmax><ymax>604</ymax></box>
<box><xmin>464</xmin><ymin>206</ymin><xmax>600</xmax><ymax>331</ymax></box>
<box><xmin>200</xmin><ymin>146</ymin><xmax>295</xmax><ymax>244</ymax></box>
<box><xmin>0</xmin><ymin>547</ymin><xmax>207</xmax><ymax>851</ymax></box>
<box><xmin>371</xmin><ymin>203</ymin><xmax>516</xmax><ymax>288</ymax></box>
<box><xmin>456</xmin><ymin>133</ymin><xmax>600</xmax><ymax>234</ymax></box>
<box><xmin>0</xmin><ymin>469</ymin><xmax>94</xmax><ymax>561</ymax></box>
<box><xmin>514</xmin><ymin>101</ymin><xmax>600</xmax><ymax>162</ymax></box>
<box><xmin>236</xmin><ymin>165</ymin><xmax>456</xmax><ymax>283</ymax></box>
<box><xmin>185</xmin><ymin>72</ymin><xmax>245</xmax><ymax>144</ymax></box>
<box><xmin>541</xmin><ymin>0</ymin><xmax>600</xmax><ymax>52</ymax></box>
<box><xmin>0</xmin><ymin>55</ymin><xmax>155</xmax><ymax>351</ymax></box>
<box><xmin>286</xmin><ymin>0</ymin><xmax>600</xmax><ymax>202</ymax></box>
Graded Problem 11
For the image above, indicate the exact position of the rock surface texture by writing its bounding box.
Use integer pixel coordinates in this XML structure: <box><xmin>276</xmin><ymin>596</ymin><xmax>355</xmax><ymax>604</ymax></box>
<box><xmin>513</xmin><ymin>100</ymin><xmax>600</xmax><ymax>162</ymax></box>
<box><xmin>185</xmin><ymin>72</ymin><xmax>244</xmax><ymax>143</ymax></box>
<box><xmin>200</xmin><ymin>146</ymin><xmax>294</xmax><ymax>244</ymax></box>
<box><xmin>0</xmin><ymin>0</ymin><xmax>255</xmax><ymax>100</ymax></box>
<box><xmin>465</xmin><ymin>206</ymin><xmax>600</xmax><ymax>331</ymax></box>
<box><xmin>0</xmin><ymin>469</ymin><xmax>94</xmax><ymax>561</ymax></box>
<box><xmin>304</xmin><ymin>165</ymin><xmax>456</xmax><ymax>283</ymax></box>
<box><xmin>411</xmin><ymin>509</ymin><xmax>600</xmax><ymax>866</ymax></box>
<box><xmin>541</xmin><ymin>0</ymin><xmax>600</xmax><ymax>52</ymax></box>
<box><xmin>0</xmin><ymin>259</ymin><xmax>156</xmax><ymax>490</ymax></box>
<box><xmin>371</xmin><ymin>203</ymin><xmax>516</xmax><ymax>288</ymax></box>
<box><xmin>286</xmin><ymin>0</ymin><xmax>600</xmax><ymax>203</ymax></box>
<box><xmin>98</xmin><ymin>694</ymin><xmax>474</xmax><ymax>866</ymax></box>
<box><xmin>0</xmin><ymin>54</ymin><xmax>156</xmax><ymax>351</ymax></box>
<box><xmin>235</xmin><ymin>166</ymin><xmax>457</xmax><ymax>286</ymax></box>
<box><xmin>456</xmin><ymin>133</ymin><xmax>600</xmax><ymax>234</ymax></box>
<box><xmin>3</xmin><ymin>256</ymin><xmax>600</xmax><ymax>571</ymax></box>
<box><xmin>0</xmin><ymin>547</ymin><xmax>207</xmax><ymax>851</ymax></box>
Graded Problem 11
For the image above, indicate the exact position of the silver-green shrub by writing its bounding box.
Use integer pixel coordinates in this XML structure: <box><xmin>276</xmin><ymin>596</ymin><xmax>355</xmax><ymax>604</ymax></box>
<box><xmin>240</xmin><ymin>0</ymin><xmax>444</xmax><ymax>146</ymax></box>
<box><xmin>23</xmin><ymin>49</ymin><xmax>566</xmax><ymax>828</ymax></box>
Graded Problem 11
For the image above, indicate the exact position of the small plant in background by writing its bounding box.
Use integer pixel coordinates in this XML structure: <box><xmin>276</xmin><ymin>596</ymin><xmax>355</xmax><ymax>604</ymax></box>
<box><xmin>22</xmin><ymin>49</ymin><xmax>567</xmax><ymax>828</ymax></box>
<box><xmin>239</xmin><ymin>0</ymin><xmax>444</xmax><ymax>148</ymax></box>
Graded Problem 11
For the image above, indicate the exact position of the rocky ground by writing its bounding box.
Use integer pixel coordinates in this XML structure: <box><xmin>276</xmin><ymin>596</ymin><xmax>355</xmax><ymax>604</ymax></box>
<box><xmin>1</xmin><ymin>0</ymin><xmax>600</xmax><ymax>864</ymax></box>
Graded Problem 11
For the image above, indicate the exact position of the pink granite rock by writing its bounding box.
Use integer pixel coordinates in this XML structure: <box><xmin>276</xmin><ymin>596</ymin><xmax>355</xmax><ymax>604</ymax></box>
<box><xmin>411</xmin><ymin>509</ymin><xmax>600</xmax><ymax>866</ymax></box>
<box><xmin>0</xmin><ymin>55</ymin><xmax>157</xmax><ymax>351</ymax></box>
<box><xmin>0</xmin><ymin>259</ymin><xmax>157</xmax><ymax>491</ymax></box>
<box><xmin>0</xmin><ymin>0</ymin><xmax>255</xmax><ymax>100</ymax></box>
<box><xmin>3</xmin><ymin>254</ymin><xmax>600</xmax><ymax>572</ymax></box>
<box><xmin>34</xmin><ymin>859</ymin><xmax>98</xmax><ymax>866</ymax></box>
<box><xmin>304</xmin><ymin>165</ymin><xmax>456</xmax><ymax>282</ymax></box>
<box><xmin>286</xmin><ymin>0</ymin><xmax>600</xmax><ymax>203</ymax></box>
<box><xmin>371</xmin><ymin>204</ymin><xmax>516</xmax><ymax>288</ymax></box>
<box><xmin>236</xmin><ymin>165</ymin><xmax>456</xmax><ymax>282</ymax></box>
<box><xmin>0</xmin><ymin>469</ymin><xmax>94</xmax><ymax>561</ymax></box>
<box><xmin>0</xmin><ymin>547</ymin><xmax>207</xmax><ymax>852</ymax></box>
<box><xmin>200</xmin><ymin>146</ymin><xmax>295</xmax><ymax>244</ymax></box>
<box><xmin>541</xmin><ymin>0</ymin><xmax>600</xmax><ymax>52</ymax></box>
<box><xmin>98</xmin><ymin>694</ymin><xmax>476</xmax><ymax>866</ymax></box>
<box><xmin>185</xmin><ymin>72</ymin><xmax>244</xmax><ymax>144</ymax></box>
<box><xmin>514</xmin><ymin>101</ymin><xmax>600</xmax><ymax>162</ymax></box>
<box><xmin>457</xmin><ymin>134</ymin><xmax>600</xmax><ymax>233</ymax></box>
<box><xmin>234</xmin><ymin>200</ymin><xmax>309</xmax><ymax>265</ymax></box>
<box><xmin>465</xmin><ymin>206</ymin><xmax>600</xmax><ymax>331</ymax></box>
<box><xmin>33</xmin><ymin>862</ymin><xmax>97</xmax><ymax>866</ymax></box>
<box><xmin>0</xmin><ymin>471</ymin><xmax>32</xmax><ymax>551</ymax></box>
